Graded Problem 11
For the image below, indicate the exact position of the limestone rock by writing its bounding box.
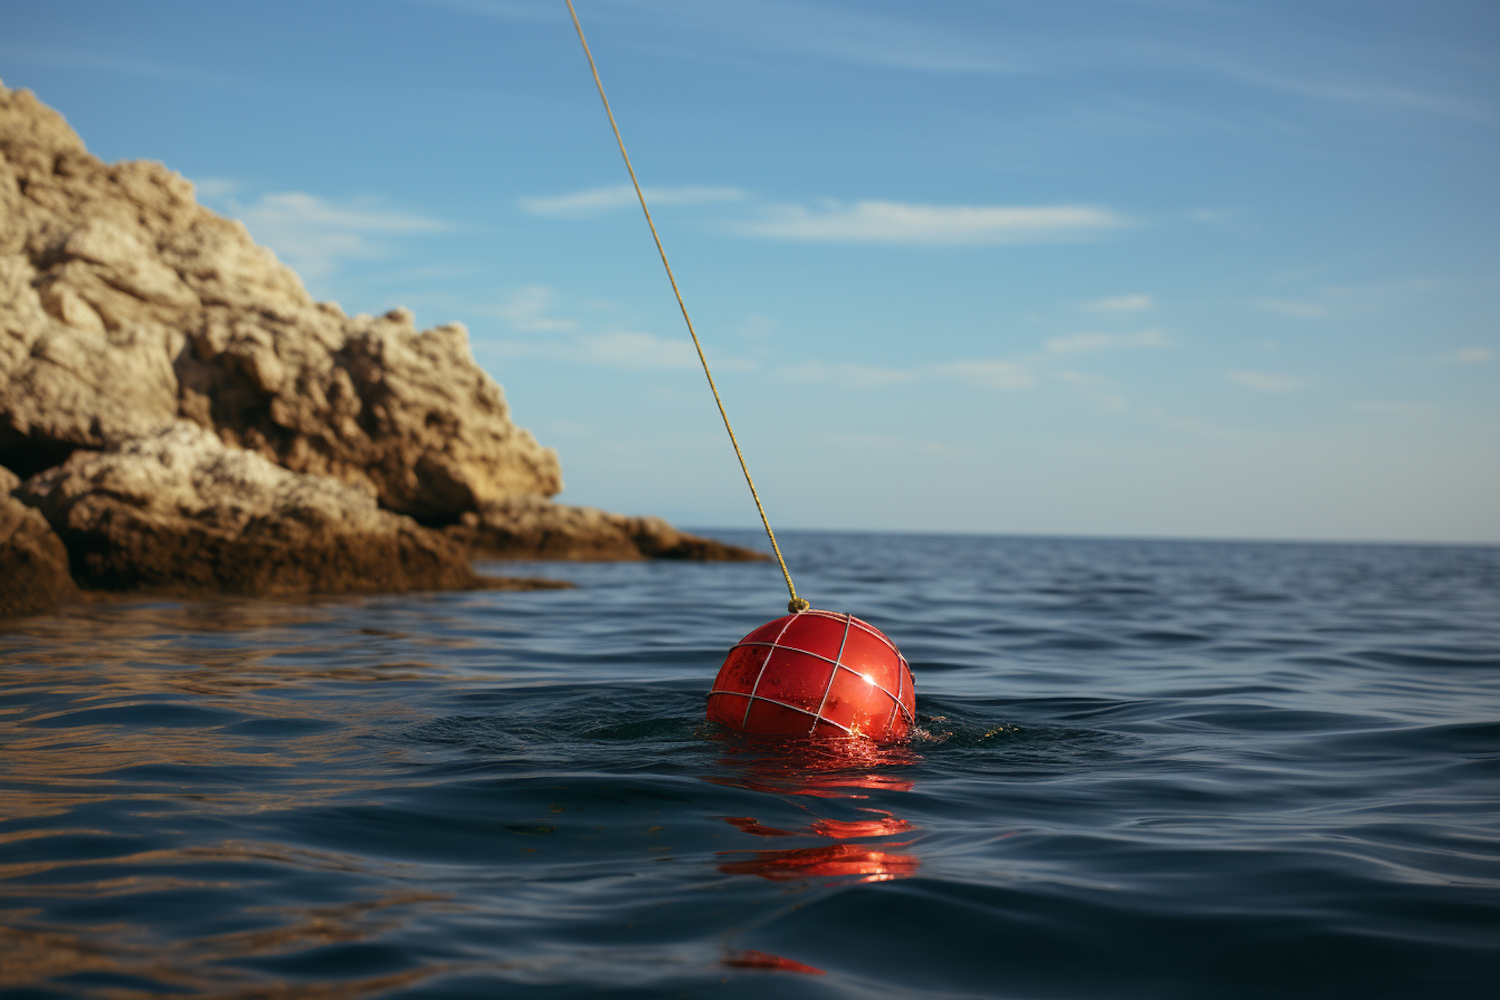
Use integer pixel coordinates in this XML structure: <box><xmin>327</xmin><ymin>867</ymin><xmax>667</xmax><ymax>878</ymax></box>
<box><xmin>17</xmin><ymin>422</ymin><xmax>563</xmax><ymax>596</ymax></box>
<box><xmin>446</xmin><ymin>495</ymin><xmax>769</xmax><ymax>562</ymax></box>
<box><xmin>0</xmin><ymin>464</ymin><xmax>80</xmax><ymax>616</ymax></box>
<box><xmin>0</xmin><ymin>82</ymin><xmax>561</xmax><ymax>515</ymax></box>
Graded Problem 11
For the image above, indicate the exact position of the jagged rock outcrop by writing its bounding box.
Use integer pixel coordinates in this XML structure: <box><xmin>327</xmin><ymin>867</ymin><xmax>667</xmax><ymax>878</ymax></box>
<box><xmin>18</xmin><ymin>422</ymin><xmax>564</xmax><ymax>596</ymax></box>
<box><xmin>0</xmin><ymin>82</ymin><xmax>561</xmax><ymax>517</ymax></box>
<box><xmin>447</xmin><ymin>496</ymin><xmax>769</xmax><ymax>561</ymax></box>
<box><xmin>0</xmin><ymin>82</ymin><xmax>763</xmax><ymax>599</ymax></box>
<box><xmin>0</xmin><ymin>463</ymin><xmax>80</xmax><ymax>616</ymax></box>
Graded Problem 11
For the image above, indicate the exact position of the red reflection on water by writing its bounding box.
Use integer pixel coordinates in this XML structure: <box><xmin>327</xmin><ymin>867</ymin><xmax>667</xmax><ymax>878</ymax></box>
<box><xmin>724</xmin><ymin>949</ymin><xmax>826</xmax><ymax>975</ymax></box>
<box><xmin>709</xmin><ymin>734</ymin><xmax>921</xmax><ymax>883</ymax></box>
<box><xmin>718</xmin><ymin>842</ymin><xmax>919</xmax><ymax>883</ymax></box>
<box><xmin>705</xmin><ymin>773</ymin><xmax>910</xmax><ymax>799</ymax></box>
<box><xmin>722</xmin><ymin>809</ymin><xmax>911</xmax><ymax>840</ymax></box>
<box><xmin>809</xmin><ymin>812</ymin><xmax>913</xmax><ymax>838</ymax></box>
<box><xmin>723</xmin><ymin>816</ymin><xmax>797</xmax><ymax>837</ymax></box>
<box><xmin>703</xmin><ymin>731</ymin><xmax>918</xmax><ymax>799</ymax></box>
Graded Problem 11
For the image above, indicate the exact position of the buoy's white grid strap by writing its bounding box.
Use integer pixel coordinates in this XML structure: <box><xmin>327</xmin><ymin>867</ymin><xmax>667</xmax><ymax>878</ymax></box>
<box><xmin>740</xmin><ymin>613</ymin><xmax>801</xmax><ymax>729</ymax></box>
<box><xmin>730</xmin><ymin>641</ymin><xmax>912</xmax><ymax>718</ymax></box>
<box><xmin>887</xmin><ymin>651</ymin><xmax>908</xmax><ymax>732</ymax></box>
<box><xmin>564</xmin><ymin>0</ymin><xmax>808</xmax><ymax>615</ymax></box>
<box><xmin>706</xmin><ymin>611</ymin><xmax>916</xmax><ymax>731</ymax></box>
<box><xmin>808</xmin><ymin>615</ymin><xmax>853</xmax><ymax>735</ymax></box>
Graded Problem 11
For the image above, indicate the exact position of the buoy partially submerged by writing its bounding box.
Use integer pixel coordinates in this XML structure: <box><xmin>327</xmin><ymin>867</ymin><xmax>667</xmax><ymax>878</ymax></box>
<box><xmin>707</xmin><ymin>610</ymin><xmax>915</xmax><ymax>741</ymax></box>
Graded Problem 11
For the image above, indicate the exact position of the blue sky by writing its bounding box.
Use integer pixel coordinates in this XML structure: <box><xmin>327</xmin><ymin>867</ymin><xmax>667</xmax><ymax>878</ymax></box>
<box><xmin>5</xmin><ymin>0</ymin><xmax>1497</xmax><ymax>542</ymax></box>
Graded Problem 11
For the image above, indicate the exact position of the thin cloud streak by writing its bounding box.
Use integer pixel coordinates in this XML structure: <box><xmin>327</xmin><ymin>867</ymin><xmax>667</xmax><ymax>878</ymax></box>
<box><xmin>1260</xmin><ymin>278</ymin><xmax>1447</xmax><ymax>321</ymax></box>
<box><xmin>734</xmin><ymin>201</ymin><xmax>1128</xmax><ymax>245</ymax></box>
<box><xmin>1435</xmin><ymin>346</ymin><xmax>1492</xmax><ymax>365</ymax></box>
<box><xmin>191</xmin><ymin>177</ymin><xmax>243</xmax><ymax>201</ymax></box>
<box><xmin>519</xmin><ymin>184</ymin><xmax>750</xmax><ymax>218</ymax></box>
<box><xmin>1087</xmin><ymin>293</ymin><xmax>1154</xmax><ymax>311</ymax></box>
<box><xmin>489</xmin><ymin>330</ymin><xmax>754</xmax><ymax>372</ymax></box>
<box><xmin>483</xmin><ymin>285</ymin><xmax>749</xmax><ymax>371</ymax></box>
<box><xmin>934</xmin><ymin>359</ymin><xmax>1033</xmax><ymax>389</ymax></box>
<box><xmin>408</xmin><ymin>0</ymin><xmax>555</xmax><ymax>22</ymax></box>
<box><xmin>1350</xmin><ymin>401</ymin><xmax>1431</xmax><ymax>417</ymax></box>
<box><xmin>1226</xmin><ymin>369</ymin><xmax>1302</xmax><ymax>393</ymax></box>
<box><xmin>1211</xmin><ymin>55</ymin><xmax>1491</xmax><ymax>122</ymax></box>
<box><xmin>0</xmin><ymin>44</ymin><xmax>223</xmax><ymax>86</ymax></box>
<box><xmin>608</xmin><ymin>0</ymin><xmax>1021</xmax><ymax>75</ymax></box>
<box><xmin>1259</xmin><ymin>298</ymin><xmax>1331</xmax><ymax>319</ymax></box>
<box><xmin>227</xmin><ymin>192</ymin><xmax>451</xmax><ymax>276</ymax></box>
<box><xmin>236</xmin><ymin>192</ymin><xmax>451</xmax><ymax>234</ymax></box>
<box><xmin>781</xmin><ymin>361</ymin><xmax>914</xmax><ymax>388</ymax></box>
<box><xmin>520</xmin><ymin>184</ymin><xmax>1132</xmax><ymax>247</ymax></box>
<box><xmin>486</xmin><ymin>286</ymin><xmax>578</xmax><ymax>332</ymax></box>
<box><xmin>1047</xmin><ymin>329</ymin><xmax>1167</xmax><ymax>354</ymax></box>
<box><xmin>813</xmin><ymin>431</ymin><xmax>975</xmax><ymax>458</ymax></box>
<box><xmin>785</xmin><ymin>358</ymin><xmax>1033</xmax><ymax>390</ymax></box>
<box><xmin>576</xmin><ymin>331</ymin><xmax>698</xmax><ymax>370</ymax></box>
<box><xmin>1060</xmin><ymin>370</ymin><xmax>1129</xmax><ymax>412</ymax></box>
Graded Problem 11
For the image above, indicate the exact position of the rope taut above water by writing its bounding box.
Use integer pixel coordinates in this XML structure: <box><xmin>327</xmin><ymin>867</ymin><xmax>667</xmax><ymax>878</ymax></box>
<box><xmin>564</xmin><ymin>0</ymin><xmax>810</xmax><ymax>615</ymax></box>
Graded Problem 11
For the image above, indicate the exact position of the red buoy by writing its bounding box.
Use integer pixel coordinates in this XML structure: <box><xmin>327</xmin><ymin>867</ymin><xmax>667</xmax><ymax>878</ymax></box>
<box><xmin>707</xmin><ymin>610</ymin><xmax>916</xmax><ymax>741</ymax></box>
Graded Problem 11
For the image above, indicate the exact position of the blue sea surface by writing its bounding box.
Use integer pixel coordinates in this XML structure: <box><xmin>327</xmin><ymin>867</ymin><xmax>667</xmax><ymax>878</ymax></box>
<box><xmin>1</xmin><ymin>532</ymin><xmax>1497</xmax><ymax>998</ymax></box>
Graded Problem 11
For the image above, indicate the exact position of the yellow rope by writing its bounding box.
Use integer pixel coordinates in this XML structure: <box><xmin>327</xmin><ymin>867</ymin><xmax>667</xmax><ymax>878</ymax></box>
<box><xmin>565</xmin><ymin>0</ymin><xmax>810</xmax><ymax>615</ymax></box>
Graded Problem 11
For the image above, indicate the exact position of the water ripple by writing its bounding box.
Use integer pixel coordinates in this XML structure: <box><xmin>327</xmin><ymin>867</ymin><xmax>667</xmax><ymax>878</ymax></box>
<box><xmin>1</xmin><ymin>534</ymin><xmax>1496</xmax><ymax>998</ymax></box>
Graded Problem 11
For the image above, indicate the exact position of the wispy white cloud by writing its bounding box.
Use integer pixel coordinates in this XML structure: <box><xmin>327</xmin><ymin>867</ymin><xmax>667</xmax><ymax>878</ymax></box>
<box><xmin>411</xmin><ymin>0</ymin><xmax>1486</xmax><ymax>123</ymax></box>
<box><xmin>190</xmin><ymin>177</ymin><xmax>243</xmax><ymax>201</ymax></box>
<box><xmin>488</xmin><ymin>330</ymin><xmax>717</xmax><ymax>371</ymax></box>
<box><xmin>736</xmin><ymin>314</ymin><xmax>778</xmax><ymax>339</ymax></box>
<box><xmin>1259</xmin><ymin>278</ymin><xmax>1446</xmax><ymax>320</ymax></box>
<box><xmin>1322</xmin><ymin>278</ymin><xmax>1443</xmax><ymax>305</ymax></box>
<box><xmin>575</xmin><ymin>331</ymin><xmax>700</xmax><ymax>370</ymax></box>
<box><xmin>933</xmin><ymin>359</ymin><xmax>1034</xmax><ymax>389</ymax></box>
<box><xmin>1259</xmin><ymin>298</ymin><xmax>1331</xmax><ymax>319</ymax></box>
<box><xmin>1086</xmin><ymin>293</ymin><xmax>1154</xmax><ymax>311</ymax></box>
<box><xmin>608</xmin><ymin>0</ymin><xmax>1019</xmax><ymax>75</ymax></box>
<box><xmin>1208</xmin><ymin>55</ymin><xmax>1490</xmax><ymax>122</ymax></box>
<box><xmin>0</xmin><ymin>44</ymin><xmax>221</xmax><ymax>85</ymax></box>
<box><xmin>405</xmin><ymin>0</ymin><xmax>1015</xmax><ymax>74</ymax></box>
<box><xmin>228</xmin><ymin>192</ymin><xmax>450</xmax><ymax>276</ymax></box>
<box><xmin>1435</xmin><ymin>346</ymin><xmax>1492</xmax><ymax>365</ymax></box>
<box><xmin>1059</xmin><ymin>370</ymin><xmax>1128</xmax><ymax>412</ymax></box>
<box><xmin>782</xmin><ymin>361</ymin><xmax>915</xmax><ymax>388</ymax></box>
<box><xmin>779</xmin><ymin>323</ymin><xmax>1173</xmax><ymax>394</ymax></box>
<box><xmin>1350</xmin><ymin>401</ymin><xmax>1431</xmax><ymax>417</ymax></box>
<box><xmin>813</xmin><ymin>432</ymin><xmax>975</xmax><ymax>458</ymax></box>
<box><xmin>521</xmin><ymin>183</ymin><xmax>1131</xmax><ymax>246</ymax></box>
<box><xmin>486</xmin><ymin>286</ymin><xmax>577</xmax><ymax>332</ymax></box>
<box><xmin>479</xmin><ymin>286</ymin><xmax>749</xmax><ymax>371</ymax></box>
<box><xmin>408</xmin><ymin>0</ymin><xmax>554</xmax><ymax>21</ymax></box>
<box><xmin>1226</xmin><ymin>369</ymin><xmax>1302</xmax><ymax>393</ymax></box>
<box><xmin>518</xmin><ymin>184</ymin><xmax>749</xmax><ymax>218</ymax></box>
<box><xmin>1046</xmin><ymin>329</ymin><xmax>1167</xmax><ymax>354</ymax></box>
<box><xmin>784</xmin><ymin>357</ymin><xmax>1032</xmax><ymax>390</ymax></box>
<box><xmin>734</xmin><ymin>200</ymin><xmax>1128</xmax><ymax>245</ymax></box>
<box><xmin>1050</xmin><ymin>370</ymin><xmax>1247</xmax><ymax>438</ymax></box>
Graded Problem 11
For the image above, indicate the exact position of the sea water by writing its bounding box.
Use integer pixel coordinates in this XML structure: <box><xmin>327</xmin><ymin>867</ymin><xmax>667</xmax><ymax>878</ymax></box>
<box><xmin>1</xmin><ymin>532</ymin><xmax>1496</xmax><ymax>999</ymax></box>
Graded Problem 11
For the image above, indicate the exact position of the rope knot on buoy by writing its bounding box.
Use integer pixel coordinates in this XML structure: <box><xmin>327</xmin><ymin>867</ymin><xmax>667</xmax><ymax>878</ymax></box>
<box><xmin>788</xmin><ymin>597</ymin><xmax>811</xmax><ymax>614</ymax></box>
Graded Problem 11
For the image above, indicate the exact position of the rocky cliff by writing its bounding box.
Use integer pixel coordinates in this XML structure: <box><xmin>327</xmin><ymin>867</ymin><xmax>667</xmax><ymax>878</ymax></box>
<box><xmin>0</xmin><ymin>82</ymin><xmax>762</xmax><ymax>614</ymax></box>
<box><xmin>0</xmin><ymin>83</ymin><xmax>560</xmax><ymax>515</ymax></box>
